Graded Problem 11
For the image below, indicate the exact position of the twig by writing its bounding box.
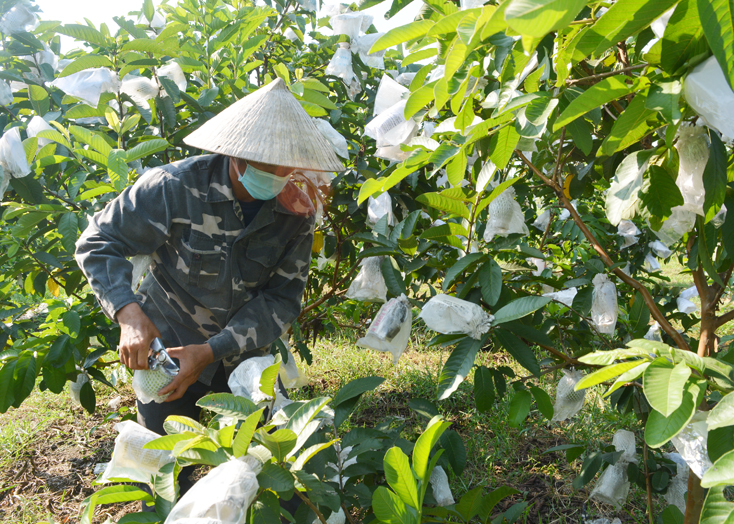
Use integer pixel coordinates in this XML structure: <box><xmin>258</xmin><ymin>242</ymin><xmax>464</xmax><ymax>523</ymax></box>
<box><xmin>539</xmin><ymin>211</ymin><xmax>554</xmax><ymax>250</ymax></box>
<box><xmin>515</xmin><ymin>151</ymin><xmax>691</xmax><ymax>352</ymax></box>
<box><xmin>295</xmin><ymin>490</ymin><xmax>328</xmax><ymax>524</ymax></box>
<box><xmin>643</xmin><ymin>441</ymin><xmax>654</xmax><ymax>524</ymax></box>
<box><xmin>567</xmin><ymin>64</ymin><xmax>647</xmax><ymax>86</ymax></box>
<box><xmin>551</xmin><ymin>129</ymin><xmax>566</xmax><ymax>186</ymax></box>
<box><xmin>41</xmin><ymin>186</ymin><xmax>82</xmax><ymax>210</ymax></box>
<box><xmin>299</xmin><ymin>266</ymin><xmax>359</xmax><ymax>317</ymax></box>
<box><xmin>21</xmin><ymin>243</ymin><xmax>86</xmax><ymax>303</ymax></box>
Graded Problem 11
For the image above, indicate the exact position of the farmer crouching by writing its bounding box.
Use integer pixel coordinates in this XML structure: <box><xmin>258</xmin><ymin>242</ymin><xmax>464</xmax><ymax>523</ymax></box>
<box><xmin>75</xmin><ymin>78</ymin><xmax>342</xmax><ymax>492</ymax></box>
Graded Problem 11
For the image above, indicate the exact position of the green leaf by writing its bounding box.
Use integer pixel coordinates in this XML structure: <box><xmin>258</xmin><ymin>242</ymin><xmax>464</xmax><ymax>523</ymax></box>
<box><xmin>504</xmin><ymin>0</ymin><xmax>587</xmax><ymax>38</ymax></box>
<box><xmin>427</xmin><ymin>10</ymin><xmax>471</xmax><ymax>36</ymax></box>
<box><xmin>628</xmin><ymin>292</ymin><xmax>651</xmax><ymax>338</ymax></box>
<box><xmin>372</xmin><ymin>486</ymin><xmax>416</xmax><ymax>524</ymax></box>
<box><xmin>492</xmin><ymin>296</ymin><xmax>551</xmax><ymax>325</ymax></box>
<box><xmin>438</xmin><ymin>337</ymin><xmax>482</xmax><ymax>400</ymax></box>
<box><xmin>58</xmin><ymin>54</ymin><xmax>115</xmax><ymax>78</ymax></box>
<box><xmin>412</xmin><ymin>415</ymin><xmax>451</xmax><ymax>481</ymax></box>
<box><xmin>554</xmin><ymin>77</ymin><xmax>637</xmax><ymax>131</ymax></box>
<box><xmin>232</xmin><ymin>408</ymin><xmax>264</xmax><ymax>457</ymax></box>
<box><xmin>572</xmin><ymin>452</ymin><xmax>602</xmax><ymax>489</ymax></box>
<box><xmin>107</xmin><ymin>149</ymin><xmax>129</xmax><ymax>192</ymax></box>
<box><xmin>662</xmin><ymin>0</ymin><xmax>708</xmax><ymax>73</ymax></box>
<box><xmin>124</xmin><ymin>138</ymin><xmax>170</xmax><ymax>163</ymax></box>
<box><xmin>381</xmin><ymin>256</ymin><xmax>407</xmax><ymax>297</ymax></box>
<box><xmin>487</xmin><ymin>124</ymin><xmax>520</xmax><ymax>170</ymax></box>
<box><xmin>56</xmin><ymin>24</ymin><xmax>108</xmax><ymax>46</ymax></box>
<box><xmin>163</xmin><ymin>415</ymin><xmax>206</xmax><ymax>435</ymax></box>
<box><xmin>645</xmin><ymin>80</ymin><xmax>682</xmax><ymax>123</ymax></box>
<box><xmin>384</xmin><ymin>446</ymin><xmax>419</xmax><ymax>509</ymax></box>
<box><xmin>300</xmin><ymin>88</ymin><xmax>337</xmax><ymax>110</ymax></box>
<box><xmin>255</xmin><ymin>428</ymin><xmax>297</xmax><ymax>462</ymax></box>
<box><xmin>0</xmin><ymin>360</ymin><xmax>17</xmax><ymax>413</ymax></box>
<box><xmin>507</xmin><ymin>389</ymin><xmax>531</xmax><ymax>428</ymax></box>
<box><xmin>493</xmin><ymin>329</ymin><xmax>540</xmax><ymax>377</ymax></box>
<box><xmin>529</xmin><ymin>386</ymin><xmax>553</xmax><ymax>420</ymax></box>
<box><xmin>575</xmin><ymin>360</ymin><xmax>646</xmax><ymax>390</ymax></box>
<box><xmin>257</xmin><ymin>463</ymin><xmax>295</xmax><ymax>495</ymax></box>
<box><xmin>420</xmin><ymin>223</ymin><xmax>470</xmax><ymax>240</ymax></box>
<box><xmin>79</xmin><ymin>380</ymin><xmax>96</xmax><ymax>414</ymax></box>
<box><xmin>80</xmin><ymin>485</ymin><xmax>153</xmax><ymax>524</ymax></box>
<box><xmin>439</xmin><ymin>429</ymin><xmax>466</xmax><ymax>475</ymax></box>
<box><xmin>645</xmin><ymin>379</ymin><xmax>704</xmax><ymax>448</ymax></box>
<box><xmin>640</xmin><ymin>165</ymin><xmax>684</xmax><ymax>219</ymax></box>
<box><xmin>703</xmin><ymin>131</ymin><xmax>728</xmax><ymax>222</ymax></box>
<box><xmin>28</xmin><ymin>85</ymin><xmax>49</xmax><ymax>116</ymax></box>
<box><xmin>259</xmin><ymin>362</ymin><xmax>280</xmax><ymax>398</ymax></box>
<box><xmin>62</xmin><ymin>310</ymin><xmax>81</xmax><ymax>338</ymax></box>
<box><xmin>700</xmin><ymin>485</ymin><xmax>734</xmax><ymax>523</ymax></box>
<box><xmin>643</xmin><ymin>358</ymin><xmax>692</xmax><ymax>417</ymax></box>
<box><xmin>699</xmin><ymin>0</ymin><xmax>734</xmax><ymax>90</ymax></box>
<box><xmin>121</xmin><ymin>38</ymin><xmax>168</xmax><ymax>56</ymax></box>
<box><xmin>285</xmin><ymin>396</ymin><xmax>331</xmax><ymax>439</ymax></box>
<box><xmin>477</xmin><ymin>258</ymin><xmax>502</xmax><ymax>307</ymax></box>
<box><xmin>415</xmin><ymin>192</ymin><xmax>470</xmax><ymax>219</ymax></box>
<box><xmin>58</xmin><ymin>212</ymin><xmax>79</xmax><ymax>253</ymax></box>
<box><xmin>702</xmin><ymin>449</ymin><xmax>734</xmax><ymax>488</ymax></box>
<box><xmin>708</xmin><ymin>391</ymin><xmax>734</xmax><ymax>430</ymax></box>
<box><xmin>332</xmin><ymin>376</ymin><xmax>384</xmax><ymax>406</ymax></box>
<box><xmin>144</xmin><ymin>432</ymin><xmax>197</xmax><ymax>450</ymax></box>
<box><xmin>455</xmin><ymin>486</ymin><xmax>483</xmax><ymax>522</ymax></box>
<box><xmin>474</xmin><ymin>366</ymin><xmax>495</xmax><ymax>413</ymax></box>
<box><xmin>196</xmin><ymin>393</ymin><xmax>258</xmax><ymax>419</ymax></box>
<box><xmin>291</xmin><ymin>441</ymin><xmax>336</xmax><ymax>471</ymax></box>
<box><xmin>443</xmin><ymin>253</ymin><xmax>485</xmax><ymax>291</ymax></box>
<box><xmin>370</xmin><ymin>20</ymin><xmax>434</xmax><ymax>53</ymax></box>
<box><xmin>479</xmin><ymin>486</ymin><xmax>521</xmax><ymax>523</ymax></box>
<box><xmin>600</xmin><ymin>92</ymin><xmax>658</xmax><ymax>157</ymax></box>
<box><xmin>12</xmin><ymin>352</ymin><xmax>37</xmax><ymax>407</ymax></box>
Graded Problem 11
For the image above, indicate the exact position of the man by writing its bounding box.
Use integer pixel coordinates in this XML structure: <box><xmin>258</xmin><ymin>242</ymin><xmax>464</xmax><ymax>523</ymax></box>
<box><xmin>75</xmin><ymin>78</ymin><xmax>343</xmax><ymax>440</ymax></box>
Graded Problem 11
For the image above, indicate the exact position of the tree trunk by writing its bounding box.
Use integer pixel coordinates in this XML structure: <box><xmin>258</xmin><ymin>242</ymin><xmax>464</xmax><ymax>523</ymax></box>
<box><xmin>684</xmin><ymin>472</ymin><xmax>706</xmax><ymax>523</ymax></box>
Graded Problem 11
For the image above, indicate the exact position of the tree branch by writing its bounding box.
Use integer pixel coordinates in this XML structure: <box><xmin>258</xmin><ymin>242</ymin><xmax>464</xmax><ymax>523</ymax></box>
<box><xmin>515</xmin><ymin>151</ymin><xmax>691</xmax><ymax>352</ymax></box>
<box><xmin>567</xmin><ymin>63</ymin><xmax>647</xmax><ymax>86</ymax></box>
<box><xmin>294</xmin><ymin>490</ymin><xmax>328</xmax><ymax>524</ymax></box>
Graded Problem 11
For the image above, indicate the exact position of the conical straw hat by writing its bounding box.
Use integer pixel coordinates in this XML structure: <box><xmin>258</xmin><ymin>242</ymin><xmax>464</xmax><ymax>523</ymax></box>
<box><xmin>184</xmin><ymin>78</ymin><xmax>344</xmax><ymax>172</ymax></box>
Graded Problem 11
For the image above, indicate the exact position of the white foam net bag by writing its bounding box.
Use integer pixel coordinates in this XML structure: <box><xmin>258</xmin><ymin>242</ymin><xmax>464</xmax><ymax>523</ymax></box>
<box><xmin>133</xmin><ymin>367</ymin><xmax>174</xmax><ymax>404</ymax></box>
<box><xmin>591</xmin><ymin>274</ymin><xmax>617</xmax><ymax>335</ymax></box>
<box><xmin>98</xmin><ymin>421</ymin><xmax>175</xmax><ymax>484</ymax></box>
<box><xmin>483</xmin><ymin>186</ymin><xmax>529</xmax><ymax>242</ymax></box>
<box><xmin>590</xmin><ymin>463</ymin><xmax>629</xmax><ymax>509</ymax></box>
<box><xmin>430</xmin><ymin>466</ymin><xmax>455</xmax><ymax>506</ymax></box>
<box><xmin>663</xmin><ymin>452</ymin><xmax>689</xmax><ymax>514</ymax></box>
<box><xmin>612</xmin><ymin>429</ymin><xmax>637</xmax><ymax>464</ymax></box>
<box><xmin>418</xmin><ymin>294</ymin><xmax>493</xmax><ymax>340</ymax></box>
<box><xmin>551</xmin><ymin>369</ymin><xmax>586</xmax><ymax>422</ymax></box>
<box><xmin>50</xmin><ymin>67</ymin><xmax>121</xmax><ymax>107</ymax></box>
<box><xmin>164</xmin><ymin>456</ymin><xmax>261</xmax><ymax>524</ymax></box>
<box><xmin>345</xmin><ymin>256</ymin><xmax>388</xmax><ymax>303</ymax></box>
<box><xmin>357</xmin><ymin>294</ymin><xmax>412</xmax><ymax>364</ymax></box>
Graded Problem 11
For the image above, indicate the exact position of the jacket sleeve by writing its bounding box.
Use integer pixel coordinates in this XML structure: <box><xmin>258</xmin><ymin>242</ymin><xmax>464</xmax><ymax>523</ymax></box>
<box><xmin>75</xmin><ymin>169</ymin><xmax>176</xmax><ymax>320</ymax></box>
<box><xmin>206</xmin><ymin>215</ymin><xmax>314</xmax><ymax>362</ymax></box>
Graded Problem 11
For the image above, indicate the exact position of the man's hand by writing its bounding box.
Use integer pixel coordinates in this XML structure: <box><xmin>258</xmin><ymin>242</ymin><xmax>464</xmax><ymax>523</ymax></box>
<box><xmin>159</xmin><ymin>343</ymin><xmax>215</xmax><ymax>402</ymax></box>
<box><xmin>116</xmin><ymin>302</ymin><xmax>161</xmax><ymax>370</ymax></box>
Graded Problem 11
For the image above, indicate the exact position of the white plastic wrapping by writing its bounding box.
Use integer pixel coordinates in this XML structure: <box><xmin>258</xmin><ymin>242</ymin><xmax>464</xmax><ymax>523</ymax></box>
<box><xmin>675</xmin><ymin>124</ymin><xmax>708</xmax><ymax>216</ymax></box>
<box><xmin>26</xmin><ymin>116</ymin><xmax>53</xmax><ymax>147</ymax></box>
<box><xmin>551</xmin><ymin>369</ymin><xmax>586</xmax><ymax>422</ymax></box>
<box><xmin>677</xmin><ymin>286</ymin><xmax>699</xmax><ymax>315</ymax></box>
<box><xmin>364</xmin><ymin>100</ymin><xmax>417</xmax><ymax>147</ymax></box>
<box><xmin>367</xmin><ymin>192</ymin><xmax>394</xmax><ymax>226</ymax></box>
<box><xmin>590</xmin><ymin>463</ymin><xmax>629</xmax><ymax>509</ymax></box>
<box><xmin>158</xmin><ymin>62</ymin><xmax>187</xmax><ymax>92</ymax></box>
<box><xmin>51</xmin><ymin>68</ymin><xmax>121</xmax><ymax>107</ymax></box>
<box><xmin>98</xmin><ymin>421</ymin><xmax>175</xmax><ymax>484</ymax></box>
<box><xmin>612</xmin><ymin>429</ymin><xmax>637</xmax><ymax>464</ymax></box>
<box><xmin>644</xmin><ymin>253</ymin><xmax>661</xmax><ymax>272</ymax></box>
<box><xmin>644</xmin><ymin>322</ymin><xmax>663</xmax><ymax>342</ymax></box>
<box><xmin>591</xmin><ymin>274</ymin><xmax>618</xmax><ymax>335</ymax></box>
<box><xmin>330</xmin><ymin>12</ymin><xmax>373</xmax><ymax>41</ymax></box>
<box><xmin>121</xmin><ymin>75</ymin><xmax>160</xmax><ymax>106</ymax></box>
<box><xmin>460</xmin><ymin>0</ymin><xmax>488</xmax><ymax>9</ymax></box>
<box><xmin>228</xmin><ymin>355</ymin><xmax>287</xmax><ymax>407</ymax></box>
<box><xmin>164</xmin><ymin>456</ymin><xmax>262</xmax><ymax>524</ymax></box>
<box><xmin>683</xmin><ymin>55</ymin><xmax>734</xmax><ymax>141</ymax></box>
<box><xmin>0</xmin><ymin>127</ymin><xmax>31</xmax><ymax>178</ymax></box>
<box><xmin>279</xmin><ymin>351</ymin><xmax>308</xmax><ymax>390</ymax></box>
<box><xmin>649</xmin><ymin>240</ymin><xmax>672</xmax><ymax>259</ymax></box>
<box><xmin>133</xmin><ymin>367</ymin><xmax>174</xmax><ymax>404</ymax></box>
<box><xmin>663</xmin><ymin>452</ymin><xmax>689</xmax><ymax>514</ymax></box>
<box><xmin>418</xmin><ymin>294</ymin><xmax>493</xmax><ymax>340</ymax></box>
<box><xmin>325</xmin><ymin>43</ymin><xmax>354</xmax><ymax>85</ymax></box>
<box><xmin>483</xmin><ymin>186</ymin><xmax>529</xmax><ymax>242</ymax></box>
<box><xmin>130</xmin><ymin>254</ymin><xmax>152</xmax><ymax>292</ymax></box>
<box><xmin>671</xmin><ymin>411</ymin><xmax>712</xmax><ymax>478</ymax></box>
<box><xmin>543</xmin><ymin>287</ymin><xmax>577</xmax><ymax>308</ymax></box>
<box><xmin>70</xmin><ymin>372</ymin><xmax>89</xmax><ymax>406</ymax></box>
<box><xmin>312</xmin><ymin>117</ymin><xmax>349</xmax><ymax>159</ymax></box>
<box><xmin>313</xmin><ymin>508</ymin><xmax>346</xmax><ymax>524</ymax></box>
<box><xmin>587</xmin><ymin>520</ymin><xmax>622</xmax><ymax>524</ymax></box>
<box><xmin>0</xmin><ymin>81</ymin><xmax>12</xmax><ymax>106</ymax></box>
<box><xmin>528</xmin><ymin>257</ymin><xmax>546</xmax><ymax>277</ymax></box>
<box><xmin>712</xmin><ymin>204</ymin><xmax>727</xmax><ymax>228</ymax></box>
<box><xmin>0</xmin><ymin>3</ymin><xmax>38</xmax><ymax>34</ymax></box>
<box><xmin>345</xmin><ymin>257</ymin><xmax>388</xmax><ymax>303</ymax></box>
<box><xmin>429</xmin><ymin>465</ymin><xmax>455</xmax><ymax>506</ymax></box>
<box><xmin>617</xmin><ymin>220</ymin><xmax>640</xmax><ymax>248</ymax></box>
<box><xmin>373</xmin><ymin>75</ymin><xmax>408</xmax><ymax>116</ymax></box>
<box><xmin>653</xmin><ymin>205</ymin><xmax>696</xmax><ymax>246</ymax></box>
<box><xmin>356</xmin><ymin>294</ymin><xmax>412</xmax><ymax>364</ymax></box>
<box><xmin>651</xmin><ymin>7</ymin><xmax>675</xmax><ymax>38</ymax></box>
<box><xmin>396</xmin><ymin>72</ymin><xmax>416</xmax><ymax>87</ymax></box>
<box><xmin>375</xmin><ymin>144</ymin><xmax>413</xmax><ymax>163</ymax></box>
<box><xmin>532</xmin><ymin>209</ymin><xmax>551</xmax><ymax>231</ymax></box>
<box><xmin>351</xmin><ymin>33</ymin><xmax>385</xmax><ymax>69</ymax></box>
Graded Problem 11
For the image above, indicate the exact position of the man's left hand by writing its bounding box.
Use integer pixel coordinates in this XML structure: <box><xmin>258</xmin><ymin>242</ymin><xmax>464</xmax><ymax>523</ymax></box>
<box><xmin>158</xmin><ymin>343</ymin><xmax>215</xmax><ymax>402</ymax></box>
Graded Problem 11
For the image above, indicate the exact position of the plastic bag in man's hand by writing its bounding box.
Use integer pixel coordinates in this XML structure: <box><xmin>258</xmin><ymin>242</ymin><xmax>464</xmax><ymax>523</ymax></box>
<box><xmin>345</xmin><ymin>256</ymin><xmax>387</xmax><ymax>303</ymax></box>
<box><xmin>551</xmin><ymin>369</ymin><xmax>586</xmax><ymax>422</ymax></box>
<box><xmin>133</xmin><ymin>366</ymin><xmax>174</xmax><ymax>404</ymax></box>
<box><xmin>418</xmin><ymin>294</ymin><xmax>493</xmax><ymax>340</ymax></box>
<box><xmin>591</xmin><ymin>274</ymin><xmax>617</xmax><ymax>335</ymax></box>
<box><xmin>98</xmin><ymin>421</ymin><xmax>175</xmax><ymax>484</ymax></box>
<box><xmin>164</xmin><ymin>456</ymin><xmax>261</xmax><ymax>524</ymax></box>
<box><xmin>483</xmin><ymin>186</ymin><xmax>529</xmax><ymax>242</ymax></box>
<box><xmin>357</xmin><ymin>294</ymin><xmax>412</xmax><ymax>364</ymax></box>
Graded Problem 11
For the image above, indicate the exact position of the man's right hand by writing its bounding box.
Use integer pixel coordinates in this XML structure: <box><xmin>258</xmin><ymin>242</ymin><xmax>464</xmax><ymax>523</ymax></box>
<box><xmin>116</xmin><ymin>302</ymin><xmax>161</xmax><ymax>370</ymax></box>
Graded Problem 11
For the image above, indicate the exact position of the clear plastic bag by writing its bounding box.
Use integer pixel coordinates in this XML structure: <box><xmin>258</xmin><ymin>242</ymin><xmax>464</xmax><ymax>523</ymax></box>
<box><xmin>351</xmin><ymin>33</ymin><xmax>385</xmax><ymax>69</ymax></box>
<box><xmin>644</xmin><ymin>322</ymin><xmax>663</xmax><ymax>342</ymax></box>
<box><xmin>367</xmin><ymin>192</ymin><xmax>394</xmax><ymax>226</ymax></box>
<box><xmin>683</xmin><ymin>55</ymin><xmax>734</xmax><ymax>141</ymax></box>
<box><xmin>121</xmin><ymin>75</ymin><xmax>160</xmax><ymax>106</ymax></box>
<box><xmin>347</xmin><ymin>77</ymin><xmax>362</xmax><ymax>101</ymax></box>
<box><xmin>330</xmin><ymin>12</ymin><xmax>373</xmax><ymax>41</ymax></box>
<box><xmin>228</xmin><ymin>355</ymin><xmax>279</xmax><ymax>405</ymax></box>
<box><xmin>591</xmin><ymin>274</ymin><xmax>618</xmax><ymax>335</ymax></box>
<box><xmin>0</xmin><ymin>81</ymin><xmax>12</xmax><ymax>106</ymax></box>
<box><xmin>365</xmin><ymin>100</ymin><xmax>417</xmax><ymax>147</ymax></box>
<box><xmin>663</xmin><ymin>452</ymin><xmax>689</xmax><ymax>514</ymax></box>
<box><xmin>0</xmin><ymin>127</ymin><xmax>31</xmax><ymax>179</ymax></box>
<box><xmin>460</xmin><ymin>0</ymin><xmax>487</xmax><ymax>9</ymax></box>
<box><xmin>612</xmin><ymin>429</ymin><xmax>637</xmax><ymax>464</ymax></box>
<box><xmin>532</xmin><ymin>209</ymin><xmax>551</xmax><ymax>231</ymax></box>
<box><xmin>373</xmin><ymin>75</ymin><xmax>409</xmax><ymax>116</ymax></box>
<box><xmin>164</xmin><ymin>456</ymin><xmax>261</xmax><ymax>524</ymax></box>
<box><xmin>357</xmin><ymin>294</ymin><xmax>412</xmax><ymax>364</ymax></box>
<box><xmin>98</xmin><ymin>421</ymin><xmax>175</xmax><ymax>484</ymax></box>
<box><xmin>312</xmin><ymin>118</ymin><xmax>349</xmax><ymax>159</ymax></box>
<box><xmin>0</xmin><ymin>3</ymin><xmax>38</xmax><ymax>34</ymax></box>
<box><xmin>617</xmin><ymin>220</ymin><xmax>640</xmax><ymax>248</ymax></box>
<box><xmin>325</xmin><ymin>44</ymin><xmax>354</xmax><ymax>85</ymax></box>
<box><xmin>653</xmin><ymin>205</ymin><xmax>696</xmax><ymax>246</ymax></box>
<box><xmin>590</xmin><ymin>463</ymin><xmax>629</xmax><ymax>509</ymax></box>
<box><xmin>27</xmin><ymin>116</ymin><xmax>53</xmax><ymax>148</ymax></box>
<box><xmin>644</xmin><ymin>253</ymin><xmax>661</xmax><ymax>272</ymax></box>
<box><xmin>551</xmin><ymin>369</ymin><xmax>586</xmax><ymax>422</ymax></box>
<box><xmin>671</xmin><ymin>411</ymin><xmax>712</xmax><ymax>478</ymax></box>
<box><xmin>418</xmin><ymin>294</ymin><xmax>493</xmax><ymax>340</ymax></box>
<box><xmin>677</xmin><ymin>285</ymin><xmax>699</xmax><ymax>315</ymax></box>
<box><xmin>649</xmin><ymin>240</ymin><xmax>672</xmax><ymax>259</ymax></box>
<box><xmin>345</xmin><ymin>257</ymin><xmax>388</xmax><ymax>303</ymax></box>
<box><xmin>712</xmin><ymin>204</ymin><xmax>728</xmax><ymax>228</ymax></box>
<box><xmin>430</xmin><ymin>466</ymin><xmax>455</xmax><ymax>506</ymax></box>
<box><xmin>396</xmin><ymin>72</ymin><xmax>416</xmax><ymax>87</ymax></box>
<box><xmin>483</xmin><ymin>186</ymin><xmax>529</xmax><ymax>242</ymax></box>
<box><xmin>158</xmin><ymin>62</ymin><xmax>187</xmax><ymax>93</ymax></box>
<box><xmin>51</xmin><ymin>67</ymin><xmax>121</xmax><ymax>107</ymax></box>
<box><xmin>295</xmin><ymin>0</ymin><xmax>318</xmax><ymax>12</ymax></box>
<box><xmin>375</xmin><ymin>144</ymin><xmax>412</xmax><ymax>163</ymax></box>
<box><xmin>133</xmin><ymin>367</ymin><xmax>174</xmax><ymax>404</ymax></box>
<box><xmin>279</xmin><ymin>351</ymin><xmax>308</xmax><ymax>390</ymax></box>
<box><xmin>675</xmin><ymin>124</ymin><xmax>709</xmax><ymax>216</ymax></box>
<box><xmin>130</xmin><ymin>254</ymin><xmax>152</xmax><ymax>292</ymax></box>
<box><xmin>543</xmin><ymin>287</ymin><xmax>577</xmax><ymax>308</ymax></box>
<box><xmin>70</xmin><ymin>372</ymin><xmax>89</xmax><ymax>406</ymax></box>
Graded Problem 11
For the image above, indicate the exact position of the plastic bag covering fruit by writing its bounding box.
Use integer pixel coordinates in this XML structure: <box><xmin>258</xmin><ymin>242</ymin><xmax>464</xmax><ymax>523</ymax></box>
<box><xmin>121</xmin><ymin>75</ymin><xmax>159</xmax><ymax>106</ymax></box>
<box><xmin>312</xmin><ymin>508</ymin><xmax>346</xmax><ymax>524</ymax></box>
<box><xmin>365</xmin><ymin>100</ymin><xmax>417</xmax><ymax>147</ymax></box>
<box><xmin>325</xmin><ymin>44</ymin><xmax>354</xmax><ymax>85</ymax></box>
<box><xmin>617</xmin><ymin>220</ymin><xmax>640</xmax><ymax>248</ymax></box>
<box><xmin>312</xmin><ymin>117</ymin><xmax>349</xmax><ymax>159</ymax></box>
<box><xmin>330</xmin><ymin>12</ymin><xmax>373</xmax><ymax>41</ymax></box>
<box><xmin>483</xmin><ymin>186</ymin><xmax>529</xmax><ymax>242</ymax></box>
<box><xmin>612</xmin><ymin>429</ymin><xmax>637</xmax><ymax>464</ymax></box>
<box><xmin>591</xmin><ymin>273</ymin><xmax>618</xmax><ymax>335</ymax></box>
<box><xmin>542</xmin><ymin>287</ymin><xmax>577</xmax><ymax>308</ymax></box>
<box><xmin>644</xmin><ymin>322</ymin><xmax>663</xmax><ymax>342</ymax></box>
<box><xmin>418</xmin><ymin>294</ymin><xmax>493</xmax><ymax>340</ymax></box>
<box><xmin>367</xmin><ymin>192</ymin><xmax>394</xmax><ymax>226</ymax></box>
<box><xmin>351</xmin><ymin>33</ymin><xmax>385</xmax><ymax>69</ymax></box>
<box><xmin>0</xmin><ymin>3</ymin><xmax>37</xmax><ymax>34</ymax></box>
<box><xmin>357</xmin><ymin>294</ymin><xmax>412</xmax><ymax>364</ymax></box>
<box><xmin>712</xmin><ymin>204</ymin><xmax>728</xmax><ymax>227</ymax></box>
<box><xmin>0</xmin><ymin>81</ymin><xmax>12</xmax><ymax>106</ymax></box>
<box><xmin>649</xmin><ymin>240</ymin><xmax>672</xmax><ymax>259</ymax></box>
<box><xmin>277</xmin><ymin>333</ymin><xmax>308</xmax><ymax>390</ymax></box>
<box><xmin>644</xmin><ymin>252</ymin><xmax>661</xmax><ymax>272</ymax></box>
<box><xmin>677</xmin><ymin>285</ymin><xmax>699</xmax><ymax>315</ymax></box>
<box><xmin>98</xmin><ymin>421</ymin><xmax>175</xmax><ymax>484</ymax></box>
<box><xmin>0</xmin><ymin>127</ymin><xmax>31</xmax><ymax>179</ymax></box>
<box><xmin>345</xmin><ymin>256</ymin><xmax>388</xmax><ymax>303</ymax></box>
<box><xmin>653</xmin><ymin>205</ymin><xmax>696</xmax><ymax>246</ymax></box>
<box><xmin>675</xmin><ymin>124</ymin><xmax>708</xmax><ymax>216</ymax></box>
<box><xmin>671</xmin><ymin>411</ymin><xmax>712</xmax><ymax>478</ymax></box>
<box><xmin>26</xmin><ymin>116</ymin><xmax>53</xmax><ymax>147</ymax></box>
<box><xmin>228</xmin><ymin>354</ymin><xmax>287</xmax><ymax>408</ymax></box>
<box><xmin>164</xmin><ymin>455</ymin><xmax>261</xmax><ymax>524</ymax></box>
<box><xmin>430</xmin><ymin>465</ymin><xmax>455</xmax><ymax>506</ymax></box>
<box><xmin>551</xmin><ymin>369</ymin><xmax>586</xmax><ymax>422</ymax></box>
<box><xmin>683</xmin><ymin>55</ymin><xmax>734</xmax><ymax>141</ymax></box>
<box><xmin>70</xmin><ymin>372</ymin><xmax>89</xmax><ymax>406</ymax></box>
<box><xmin>460</xmin><ymin>0</ymin><xmax>487</xmax><ymax>9</ymax></box>
<box><xmin>532</xmin><ymin>209</ymin><xmax>551</xmax><ymax>231</ymax></box>
<box><xmin>587</xmin><ymin>520</ymin><xmax>622</xmax><ymax>524</ymax></box>
<box><xmin>663</xmin><ymin>452</ymin><xmax>689</xmax><ymax>514</ymax></box>
<box><xmin>158</xmin><ymin>62</ymin><xmax>187</xmax><ymax>92</ymax></box>
<box><xmin>50</xmin><ymin>68</ymin><xmax>121</xmax><ymax>107</ymax></box>
<box><xmin>133</xmin><ymin>366</ymin><xmax>174</xmax><ymax>404</ymax></box>
<box><xmin>590</xmin><ymin>463</ymin><xmax>629</xmax><ymax>509</ymax></box>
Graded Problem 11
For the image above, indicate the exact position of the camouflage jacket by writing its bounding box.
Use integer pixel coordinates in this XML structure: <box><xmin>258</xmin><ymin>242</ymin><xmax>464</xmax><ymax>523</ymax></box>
<box><xmin>75</xmin><ymin>154</ymin><xmax>315</xmax><ymax>385</ymax></box>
